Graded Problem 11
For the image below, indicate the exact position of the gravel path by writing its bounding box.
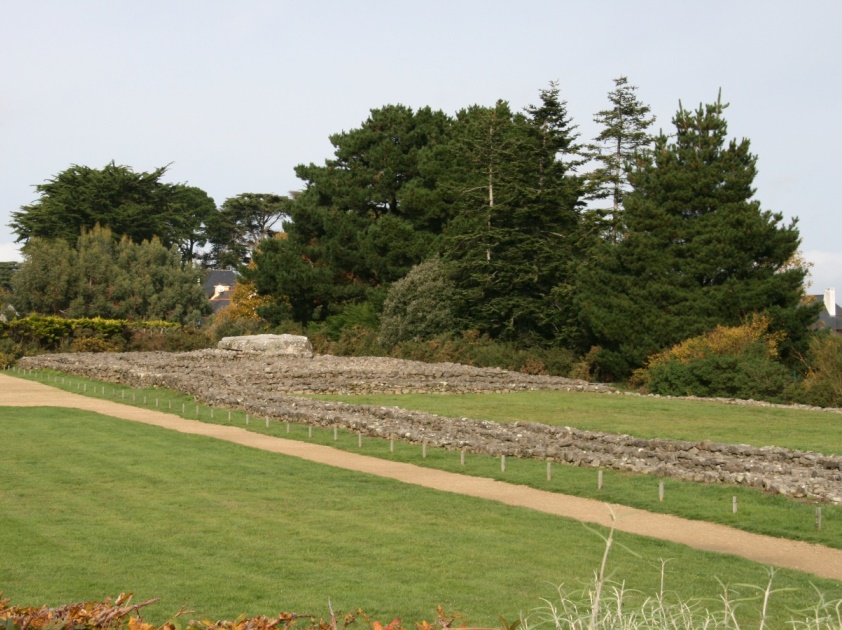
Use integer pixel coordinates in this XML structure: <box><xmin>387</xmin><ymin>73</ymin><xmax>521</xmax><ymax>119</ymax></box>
<box><xmin>2</xmin><ymin>371</ymin><xmax>841</xmax><ymax>583</ymax></box>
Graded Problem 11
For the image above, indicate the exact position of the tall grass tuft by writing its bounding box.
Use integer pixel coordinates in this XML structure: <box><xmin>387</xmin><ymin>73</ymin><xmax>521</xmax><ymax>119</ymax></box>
<box><xmin>522</xmin><ymin>519</ymin><xmax>842</xmax><ymax>630</ymax></box>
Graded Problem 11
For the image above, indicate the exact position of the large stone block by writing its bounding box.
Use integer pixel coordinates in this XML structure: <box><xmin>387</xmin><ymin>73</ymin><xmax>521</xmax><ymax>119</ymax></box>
<box><xmin>218</xmin><ymin>334</ymin><xmax>313</xmax><ymax>357</ymax></box>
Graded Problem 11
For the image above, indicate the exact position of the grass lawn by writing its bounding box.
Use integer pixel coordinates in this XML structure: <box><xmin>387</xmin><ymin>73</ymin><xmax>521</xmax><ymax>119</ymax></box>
<box><xmin>311</xmin><ymin>391</ymin><xmax>842</xmax><ymax>455</ymax></box>
<box><xmin>1</xmin><ymin>406</ymin><xmax>841</xmax><ymax>628</ymax></box>
<box><xmin>8</xmin><ymin>369</ymin><xmax>842</xmax><ymax>550</ymax></box>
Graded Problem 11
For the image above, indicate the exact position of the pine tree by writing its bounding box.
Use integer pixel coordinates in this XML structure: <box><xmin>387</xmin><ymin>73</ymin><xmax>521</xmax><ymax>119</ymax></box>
<box><xmin>442</xmin><ymin>85</ymin><xmax>584</xmax><ymax>344</ymax></box>
<box><xmin>577</xmin><ymin>95</ymin><xmax>816</xmax><ymax>378</ymax></box>
<box><xmin>585</xmin><ymin>77</ymin><xmax>655</xmax><ymax>242</ymax></box>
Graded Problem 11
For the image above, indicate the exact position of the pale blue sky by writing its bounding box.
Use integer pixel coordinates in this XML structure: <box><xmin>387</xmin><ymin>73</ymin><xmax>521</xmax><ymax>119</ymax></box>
<box><xmin>2</xmin><ymin>0</ymin><xmax>840</xmax><ymax>292</ymax></box>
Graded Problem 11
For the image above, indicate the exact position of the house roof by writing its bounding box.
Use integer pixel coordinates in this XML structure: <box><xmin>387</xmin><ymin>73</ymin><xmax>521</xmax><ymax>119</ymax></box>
<box><xmin>203</xmin><ymin>269</ymin><xmax>238</xmax><ymax>313</ymax></box>
<box><xmin>810</xmin><ymin>291</ymin><xmax>842</xmax><ymax>332</ymax></box>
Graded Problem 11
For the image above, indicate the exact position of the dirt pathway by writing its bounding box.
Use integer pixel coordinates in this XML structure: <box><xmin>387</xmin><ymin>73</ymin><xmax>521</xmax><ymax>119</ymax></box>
<box><xmin>2</xmin><ymin>372</ymin><xmax>840</xmax><ymax>582</ymax></box>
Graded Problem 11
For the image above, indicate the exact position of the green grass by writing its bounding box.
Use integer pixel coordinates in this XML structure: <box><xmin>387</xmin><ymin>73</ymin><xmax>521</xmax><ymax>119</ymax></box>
<box><xmin>310</xmin><ymin>390</ymin><xmax>842</xmax><ymax>455</ymax></box>
<box><xmin>2</xmin><ymin>406</ymin><xmax>841</xmax><ymax>629</ymax></box>
<box><xmin>7</xmin><ymin>368</ymin><xmax>842</xmax><ymax>551</ymax></box>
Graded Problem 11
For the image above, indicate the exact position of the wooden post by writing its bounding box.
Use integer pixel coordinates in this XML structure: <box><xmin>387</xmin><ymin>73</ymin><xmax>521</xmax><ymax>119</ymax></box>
<box><xmin>422</xmin><ymin>442</ymin><xmax>427</xmax><ymax>458</ymax></box>
<box><xmin>334</xmin><ymin>427</ymin><xmax>338</xmax><ymax>441</ymax></box>
<box><xmin>817</xmin><ymin>507</ymin><xmax>823</xmax><ymax>530</ymax></box>
<box><xmin>659</xmin><ymin>480</ymin><xmax>665</xmax><ymax>502</ymax></box>
<box><xmin>358</xmin><ymin>433</ymin><xmax>362</xmax><ymax>447</ymax></box>
<box><xmin>228</xmin><ymin>410</ymin><xmax>231</xmax><ymax>421</ymax></box>
<box><xmin>168</xmin><ymin>400</ymin><xmax>172</xmax><ymax>409</ymax></box>
<box><xmin>210</xmin><ymin>408</ymin><xmax>214</xmax><ymax>419</ymax></box>
<box><xmin>390</xmin><ymin>437</ymin><xmax>394</xmax><ymax>452</ymax></box>
<box><xmin>501</xmin><ymin>454</ymin><xmax>506</xmax><ymax>472</ymax></box>
<box><xmin>143</xmin><ymin>395</ymin><xmax>146</xmax><ymax>404</ymax></box>
<box><xmin>308</xmin><ymin>426</ymin><xmax>313</xmax><ymax>438</ymax></box>
<box><xmin>195</xmin><ymin>405</ymin><xmax>199</xmax><ymax>417</ymax></box>
<box><xmin>182</xmin><ymin>403</ymin><xmax>185</xmax><ymax>413</ymax></box>
<box><xmin>598</xmin><ymin>470</ymin><xmax>603</xmax><ymax>490</ymax></box>
<box><xmin>132</xmin><ymin>392</ymin><xmax>136</xmax><ymax>402</ymax></box>
<box><xmin>547</xmin><ymin>460</ymin><xmax>552</xmax><ymax>481</ymax></box>
<box><xmin>732</xmin><ymin>496</ymin><xmax>738</xmax><ymax>514</ymax></box>
<box><xmin>265</xmin><ymin>417</ymin><xmax>269</xmax><ymax>428</ymax></box>
<box><xmin>155</xmin><ymin>398</ymin><xmax>159</xmax><ymax>408</ymax></box>
<box><xmin>246</xmin><ymin>413</ymin><xmax>250</xmax><ymax>425</ymax></box>
<box><xmin>461</xmin><ymin>447</ymin><xmax>466</xmax><ymax>465</ymax></box>
<box><xmin>286</xmin><ymin>422</ymin><xmax>290</xmax><ymax>433</ymax></box>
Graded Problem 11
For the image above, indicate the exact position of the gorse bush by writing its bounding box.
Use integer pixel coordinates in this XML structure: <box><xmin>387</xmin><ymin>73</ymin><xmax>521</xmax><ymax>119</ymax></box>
<box><xmin>632</xmin><ymin>315</ymin><xmax>792</xmax><ymax>400</ymax></box>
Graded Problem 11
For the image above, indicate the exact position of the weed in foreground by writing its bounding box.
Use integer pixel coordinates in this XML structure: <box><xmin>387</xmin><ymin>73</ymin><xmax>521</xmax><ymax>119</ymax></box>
<box><xmin>521</xmin><ymin>514</ymin><xmax>842</xmax><ymax>630</ymax></box>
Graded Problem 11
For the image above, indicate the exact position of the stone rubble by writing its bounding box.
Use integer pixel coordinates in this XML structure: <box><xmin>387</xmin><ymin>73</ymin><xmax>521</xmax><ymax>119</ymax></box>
<box><xmin>18</xmin><ymin>350</ymin><xmax>842</xmax><ymax>504</ymax></box>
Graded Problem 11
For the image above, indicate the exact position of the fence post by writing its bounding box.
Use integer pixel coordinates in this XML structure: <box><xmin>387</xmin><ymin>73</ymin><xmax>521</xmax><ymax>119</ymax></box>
<box><xmin>817</xmin><ymin>507</ymin><xmax>823</xmax><ymax>530</ymax></box>
<box><xmin>501</xmin><ymin>454</ymin><xmax>506</xmax><ymax>472</ymax></box>
<box><xmin>461</xmin><ymin>448</ymin><xmax>466</xmax><ymax>465</ymax></box>
<box><xmin>598</xmin><ymin>470</ymin><xmax>603</xmax><ymax>490</ymax></box>
<box><xmin>659</xmin><ymin>480</ymin><xmax>665</xmax><ymax>502</ymax></box>
<box><xmin>732</xmin><ymin>496</ymin><xmax>738</xmax><ymax>514</ymax></box>
<box><xmin>547</xmin><ymin>460</ymin><xmax>552</xmax><ymax>481</ymax></box>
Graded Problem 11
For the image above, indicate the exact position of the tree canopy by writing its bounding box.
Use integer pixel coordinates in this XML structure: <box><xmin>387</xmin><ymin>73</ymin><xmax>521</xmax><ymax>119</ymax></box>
<box><xmin>11</xmin><ymin>226</ymin><xmax>211</xmax><ymax>323</ymax></box>
<box><xmin>576</xmin><ymin>96</ymin><xmax>816</xmax><ymax>378</ymax></box>
<box><xmin>9</xmin><ymin>162</ymin><xmax>216</xmax><ymax>261</ymax></box>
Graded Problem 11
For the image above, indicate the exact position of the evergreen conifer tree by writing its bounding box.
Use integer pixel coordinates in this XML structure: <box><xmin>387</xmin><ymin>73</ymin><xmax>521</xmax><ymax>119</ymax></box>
<box><xmin>577</xmin><ymin>95</ymin><xmax>816</xmax><ymax>379</ymax></box>
<box><xmin>585</xmin><ymin>77</ymin><xmax>655</xmax><ymax>243</ymax></box>
<box><xmin>443</xmin><ymin>85</ymin><xmax>584</xmax><ymax>344</ymax></box>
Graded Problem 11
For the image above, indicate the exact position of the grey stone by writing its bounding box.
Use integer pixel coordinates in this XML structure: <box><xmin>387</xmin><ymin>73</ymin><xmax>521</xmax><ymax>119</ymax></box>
<box><xmin>218</xmin><ymin>334</ymin><xmax>313</xmax><ymax>357</ymax></box>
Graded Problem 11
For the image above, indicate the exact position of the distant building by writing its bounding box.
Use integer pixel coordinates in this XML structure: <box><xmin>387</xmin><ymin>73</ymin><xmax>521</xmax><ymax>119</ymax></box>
<box><xmin>202</xmin><ymin>270</ymin><xmax>237</xmax><ymax>313</ymax></box>
<box><xmin>813</xmin><ymin>288</ymin><xmax>842</xmax><ymax>334</ymax></box>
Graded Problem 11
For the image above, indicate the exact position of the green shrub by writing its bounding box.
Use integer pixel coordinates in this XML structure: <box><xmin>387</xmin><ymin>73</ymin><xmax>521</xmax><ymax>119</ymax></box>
<box><xmin>379</xmin><ymin>258</ymin><xmax>459</xmax><ymax>349</ymax></box>
<box><xmin>390</xmin><ymin>331</ymin><xmax>574</xmax><ymax>376</ymax></box>
<box><xmin>644</xmin><ymin>349</ymin><xmax>791</xmax><ymax>401</ymax></box>
<box><xmin>633</xmin><ymin>315</ymin><xmax>791</xmax><ymax>401</ymax></box>
<box><xmin>789</xmin><ymin>333</ymin><xmax>842</xmax><ymax>407</ymax></box>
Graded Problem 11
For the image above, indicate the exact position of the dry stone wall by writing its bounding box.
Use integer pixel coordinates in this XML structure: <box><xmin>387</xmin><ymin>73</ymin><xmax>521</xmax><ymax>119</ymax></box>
<box><xmin>18</xmin><ymin>350</ymin><xmax>842</xmax><ymax>504</ymax></box>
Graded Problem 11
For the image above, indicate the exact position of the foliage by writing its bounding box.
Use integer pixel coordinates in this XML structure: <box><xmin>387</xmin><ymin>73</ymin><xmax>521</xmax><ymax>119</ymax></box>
<box><xmin>204</xmin><ymin>279</ymin><xmax>271</xmax><ymax>341</ymax></box>
<box><xmin>204</xmin><ymin>193</ymin><xmax>291</xmax><ymax>269</ymax></box>
<box><xmin>631</xmin><ymin>315</ymin><xmax>792</xmax><ymax>400</ymax></box>
<box><xmin>0</xmin><ymin>592</ymin><xmax>454</xmax><ymax>630</ymax></box>
<box><xmin>0</xmin><ymin>262</ymin><xmax>19</xmax><ymax>292</ymax></box>
<box><xmin>791</xmin><ymin>333</ymin><xmax>842</xmax><ymax>407</ymax></box>
<box><xmin>0</xmin><ymin>315</ymin><xmax>206</xmax><ymax>357</ymax></box>
<box><xmin>583</xmin><ymin>76</ymin><xmax>655</xmax><ymax>243</ymax></box>
<box><xmin>11</xmin><ymin>226</ymin><xmax>211</xmax><ymax>323</ymax></box>
<box><xmin>577</xmin><ymin>95</ymin><xmax>817</xmax><ymax>379</ymax></box>
<box><xmin>248</xmin><ymin>105</ymin><xmax>452</xmax><ymax>327</ymax></box>
<box><xmin>9</xmin><ymin>162</ymin><xmax>213</xmax><ymax>259</ymax></box>
<box><xmin>389</xmin><ymin>330</ymin><xmax>575</xmax><ymax>376</ymax></box>
<box><xmin>440</xmin><ymin>85</ymin><xmax>583</xmax><ymax>346</ymax></box>
<box><xmin>378</xmin><ymin>257</ymin><xmax>459</xmax><ymax>349</ymax></box>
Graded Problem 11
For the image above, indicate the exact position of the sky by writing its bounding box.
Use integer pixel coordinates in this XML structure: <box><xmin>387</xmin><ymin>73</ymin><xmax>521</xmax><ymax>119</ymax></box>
<box><xmin>2</xmin><ymin>0</ymin><xmax>840</xmax><ymax>293</ymax></box>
